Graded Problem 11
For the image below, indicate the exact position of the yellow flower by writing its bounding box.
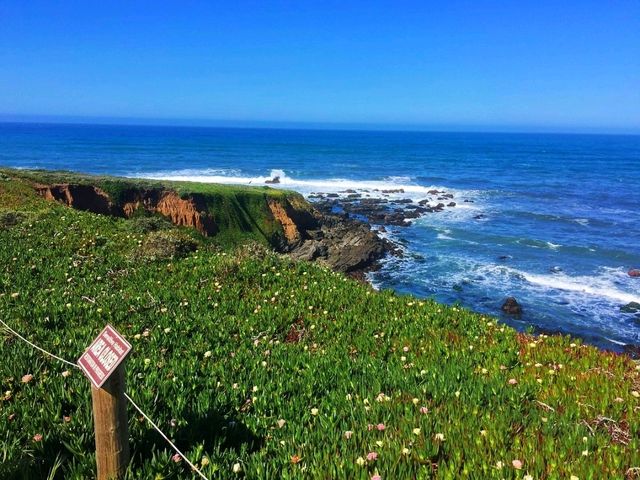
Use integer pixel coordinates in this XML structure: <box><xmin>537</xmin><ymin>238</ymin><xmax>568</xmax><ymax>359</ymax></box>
<box><xmin>356</xmin><ymin>457</ymin><xmax>365</xmax><ymax>466</ymax></box>
<box><xmin>311</xmin><ymin>408</ymin><xmax>319</xmax><ymax>416</ymax></box>
<box><xmin>401</xmin><ymin>447</ymin><xmax>410</xmax><ymax>455</ymax></box>
<box><xmin>412</xmin><ymin>428</ymin><xmax>421</xmax><ymax>435</ymax></box>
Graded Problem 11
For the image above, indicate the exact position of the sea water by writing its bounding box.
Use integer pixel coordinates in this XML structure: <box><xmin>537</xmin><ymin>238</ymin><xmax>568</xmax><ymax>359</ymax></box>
<box><xmin>1</xmin><ymin>122</ymin><xmax>639</xmax><ymax>350</ymax></box>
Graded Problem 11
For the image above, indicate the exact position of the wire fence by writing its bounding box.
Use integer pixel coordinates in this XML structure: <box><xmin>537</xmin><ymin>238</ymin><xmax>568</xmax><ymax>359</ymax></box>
<box><xmin>0</xmin><ymin>318</ymin><xmax>210</xmax><ymax>480</ymax></box>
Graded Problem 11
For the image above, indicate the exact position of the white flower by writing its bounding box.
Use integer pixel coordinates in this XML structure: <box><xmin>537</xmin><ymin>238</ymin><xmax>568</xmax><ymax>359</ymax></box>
<box><xmin>204</xmin><ymin>351</ymin><xmax>212</xmax><ymax>358</ymax></box>
<box><xmin>232</xmin><ymin>463</ymin><xmax>242</xmax><ymax>473</ymax></box>
<box><xmin>434</xmin><ymin>433</ymin><xmax>445</xmax><ymax>441</ymax></box>
<box><xmin>412</xmin><ymin>428</ymin><xmax>421</xmax><ymax>435</ymax></box>
<box><xmin>310</xmin><ymin>408</ymin><xmax>319</xmax><ymax>416</ymax></box>
<box><xmin>401</xmin><ymin>447</ymin><xmax>410</xmax><ymax>455</ymax></box>
<box><xmin>277</xmin><ymin>419</ymin><xmax>286</xmax><ymax>428</ymax></box>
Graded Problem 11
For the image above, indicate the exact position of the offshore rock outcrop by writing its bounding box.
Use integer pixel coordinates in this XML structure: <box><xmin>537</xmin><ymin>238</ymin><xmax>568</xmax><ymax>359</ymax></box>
<box><xmin>35</xmin><ymin>181</ymin><xmax>389</xmax><ymax>274</ymax></box>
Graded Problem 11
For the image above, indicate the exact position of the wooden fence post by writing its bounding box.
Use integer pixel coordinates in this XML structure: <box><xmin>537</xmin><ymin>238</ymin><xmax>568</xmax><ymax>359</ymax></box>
<box><xmin>90</xmin><ymin>361</ymin><xmax>130</xmax><ymax>479</ymax></box>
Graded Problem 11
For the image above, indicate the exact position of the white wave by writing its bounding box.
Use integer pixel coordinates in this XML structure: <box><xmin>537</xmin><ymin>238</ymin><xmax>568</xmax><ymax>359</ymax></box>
<box><xmin>518</xmin><ymin>270</ymin><xmax>639</xmax><ymax>305</ymax></box>
<box><xmin>131</xmin><ymin>168</ymin><xmax>479</xmax><ymax>202</ymax></box>
<box><xmin>547</xmin><ymin>242</ymin><xmax>562</xmax><ymax>250</ymax></box>
<box><xmin>574</xmin><ymin>218</ymin><xmax>590</xmax><ymax>226</ymax></box>
<box><xmin>437</xmin><ymin>233</ymin><xmax>455</xmax><ymax>240</ymax></box>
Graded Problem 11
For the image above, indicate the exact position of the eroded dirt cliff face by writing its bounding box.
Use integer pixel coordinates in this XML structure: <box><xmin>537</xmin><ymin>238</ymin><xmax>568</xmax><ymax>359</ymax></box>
<box><xmin>35</xmin><ymin>181</ymin><xmax>390</xmax><ymax>273</ymax></box>
<box><xmin>36</xmin><ymin>184</ymin><xmax>217</xmax><ymax>236</ymax></box>
<box><xmin>268</xmin><ymin>199</ymin><xmax>302</xmax><ymax>244</ymax></box>
<box><xmin>36</xmin><ymin>184</ymin><xmax>117</xmax><ymax>216</ymax></box>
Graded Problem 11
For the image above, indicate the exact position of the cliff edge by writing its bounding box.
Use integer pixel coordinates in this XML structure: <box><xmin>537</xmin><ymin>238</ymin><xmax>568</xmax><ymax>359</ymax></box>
<box><xmin>3</xmin><ymin>169</ymin><xmax>389</xmax><ymax>274</ymax></box>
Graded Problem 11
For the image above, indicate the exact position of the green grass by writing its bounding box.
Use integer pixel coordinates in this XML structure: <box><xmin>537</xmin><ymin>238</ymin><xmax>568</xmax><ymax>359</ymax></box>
<box><xmin>1</xmin><ymin>173</ymin><xmax>639</xmax><ymax>479</ymax></box>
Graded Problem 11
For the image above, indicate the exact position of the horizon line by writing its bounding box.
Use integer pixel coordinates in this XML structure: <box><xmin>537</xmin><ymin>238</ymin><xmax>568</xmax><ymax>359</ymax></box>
<box><xmin>1</xmin><ymin>114</ymin><xmax>639</xmax><ymax>137</ymax></box>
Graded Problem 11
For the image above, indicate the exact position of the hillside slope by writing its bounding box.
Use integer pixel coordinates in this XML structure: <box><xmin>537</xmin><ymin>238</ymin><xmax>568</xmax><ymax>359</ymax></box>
<box><xmin>0</xmin><ymin>170</ymin><xmax>639</xmax><ymax>479</ymax></box>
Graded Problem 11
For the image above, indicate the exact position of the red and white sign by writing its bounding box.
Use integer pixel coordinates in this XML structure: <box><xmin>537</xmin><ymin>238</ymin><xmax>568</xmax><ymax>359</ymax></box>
<box><xmin>78</xmin><ymin>324</ymin><xmax>132</xmax><ymax>388</ymax></box>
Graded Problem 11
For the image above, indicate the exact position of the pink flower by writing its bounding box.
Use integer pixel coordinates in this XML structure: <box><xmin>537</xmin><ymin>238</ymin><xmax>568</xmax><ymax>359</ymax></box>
<box><xmin>172</xmin><ymin>454</ymin><xmax>182</xmax><ymax>463</ymax></box>
<box><xmin>372</xmin><ymin>475</ymin><xmax>382</xmax><ymax>480</ymax></box>
<box><xmin>512</xmin><ymin>459</ymin><xmax>523</xmax><ymax>469</ymax></box>
<box><xmin>21</xmin><ymin>374</ymin><xmax>33</xmax><ymax>384</ymax></box>
<box><xmin>32</xmin><ymin>434</ymin><xmax>43</xmax><ymax>442</ymax></box>
<box><xmin>403</xmin><ymin>346</ymin><xmax>409</xmax><ymax>352</ymax></box>
<box><xmin>366</xmin><ymin>451</ymin><xmax>378</xmax><ymax>461</ymax></box>
<box><xmin>376</xmin><ymin>423</ymin><xmax>386</xmax><ymax>431</ymax></box>
<box><xmin>508</xmin><ymin>378</ymin><xmax>518</xmax><ymax>385</ymax></box>
<box><xmin>420</xmin><ymin>406</ymin><xmax>429</xmax><ymax>414</ymax></box>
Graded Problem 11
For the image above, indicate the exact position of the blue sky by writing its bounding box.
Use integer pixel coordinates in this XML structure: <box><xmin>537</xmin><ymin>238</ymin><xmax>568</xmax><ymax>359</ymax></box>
<box><xmin>0</xmin><ymin>1</ymin><xmax>638</xmax><ymax>133</ymax></box>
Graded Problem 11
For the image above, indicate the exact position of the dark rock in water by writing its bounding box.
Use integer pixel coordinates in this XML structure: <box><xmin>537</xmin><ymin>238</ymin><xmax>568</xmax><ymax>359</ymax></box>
<box><xmin>342</xmin><ymin>189</ymin><xmax>357</xmax><ymax>194</ymax></box>
<box><xmin>474</xmin><ymin>214</ymin><xmax>486</xmax><ymax>220</ymax></box>
<box><xmin>428</xmin><ymin>189</ymin><xmax>439</xmax><ymax>195</ymax></box>
<box><xmin>629</xmin><ymin>269</ymin><xmax>640</xmax><ymax>278</ymax></box>
<box><xmin>498</xmin><ymin>255</ymin><xmax>511</xmax><ymax>261</ymax></box>
<box><xmin>550</xmin><ymin>266</ymin><xmax>563</xmax><ymax>273</ymax></box>
<box><xmin>623</xmin><ymin>344</ymin><xmax>640</xmax><ymax>359</ymax></box>
<box><xmin>418</xmin><ymin>199</ymin><xmax>430</xmax><ymax>206</ymax></box>
<box><xmin>464</xmin><ymin>199</ymin><xmax>474</xmax><ymax>203</ymax></box>
<box><xmin>395</xmin><ymin>198</ymin><xmax>413</xmax><ymax>204</ymax></box>
<box><xmin>501</xmin><ymin>297</ymin><xmax>522</xmax><ymax>315</ymax></box>
<box><xmin>621</xmin><ymin>302</ymin><xmax>640</xmax><ymax>314</ymax></box>
<box><xmin>265</xmin><ymin>176</ymin><xmax>280</xmax><ymax>184</ymax></box>
<box><xmin>381</xmin><ymin>188</ymin><xmax>405</xmax><ymax>194</ymax></box>
<box><xmin>327</xmin><ymin>193</ymin><xmax>339</xmax><ymax>198</ymax></box>
<box><xmin>447</xmin><ymin>202</ymin><xmax>456</xmax><ymax>207</ymax></box>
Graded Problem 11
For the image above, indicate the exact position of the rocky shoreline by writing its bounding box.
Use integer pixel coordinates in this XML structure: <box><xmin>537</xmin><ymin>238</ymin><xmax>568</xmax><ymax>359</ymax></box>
<box><xmin>307</xmin><ymin>187</ymin><xmax>477</xmax><ymax>231</ymax></box>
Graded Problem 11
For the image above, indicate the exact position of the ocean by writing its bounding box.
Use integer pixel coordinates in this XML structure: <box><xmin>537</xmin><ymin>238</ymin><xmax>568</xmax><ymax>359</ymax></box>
<box><xmin>1</xmin><ymin>122</ymin><xmax>639</xmax><ymax>351</ymax></box>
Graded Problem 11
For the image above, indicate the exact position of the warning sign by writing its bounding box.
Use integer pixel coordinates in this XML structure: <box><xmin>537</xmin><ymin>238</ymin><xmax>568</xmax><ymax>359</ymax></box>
<box><xmin>78</xmin><ymin>324</ymin><xmax>132</xmax><ymax>388</ymax></box>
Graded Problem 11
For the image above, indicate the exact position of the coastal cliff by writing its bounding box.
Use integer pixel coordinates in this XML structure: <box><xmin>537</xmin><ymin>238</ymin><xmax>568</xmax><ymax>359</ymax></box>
<box><xmin>12</xmin><ymin>170</ymin><xmax>389</xmax><ymax>274</ymax></box>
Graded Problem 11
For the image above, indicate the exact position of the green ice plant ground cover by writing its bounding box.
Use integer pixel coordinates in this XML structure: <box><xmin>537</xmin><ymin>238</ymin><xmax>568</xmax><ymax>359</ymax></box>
<box><xmin>0</xmin><ymin>175</ymin><xmax>639</xmax><ymax>479</ymax></box>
